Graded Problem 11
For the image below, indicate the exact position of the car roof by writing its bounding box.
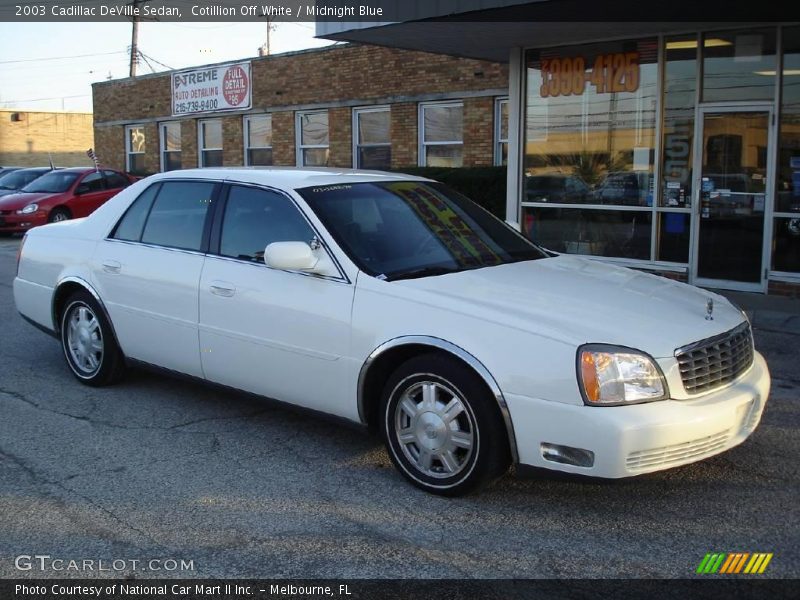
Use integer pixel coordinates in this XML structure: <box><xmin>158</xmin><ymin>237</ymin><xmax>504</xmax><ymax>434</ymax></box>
<box><xmin>12</xmin><ymin>166</ymin><xmax>53</xmax><ymax>173</ymax></box>
<box><xmin>57</xmin><ymin>167</ymin><xmax>100</xmax><ymax>173</ymax></box>
<box><xmin>147</xmin><ymin>167</ymin><xmax>432</xmax><ymax>189</ymax></box>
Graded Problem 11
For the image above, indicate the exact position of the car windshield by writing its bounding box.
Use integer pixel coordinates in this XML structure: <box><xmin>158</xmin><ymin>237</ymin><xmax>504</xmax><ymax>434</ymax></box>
<box><xmin>0</xmin><ymin>170</ymin><xmax>46</xmax><ymax>190</ymax></box>
<box><xmin>299</xmin><ymin>181</ymin><xmax>547</xmax><ymax>280</ymax></box>
<box><xmin>21</xmin><ymin>171</ymin><xmax>80</xmax><ymax>193</ymax></box>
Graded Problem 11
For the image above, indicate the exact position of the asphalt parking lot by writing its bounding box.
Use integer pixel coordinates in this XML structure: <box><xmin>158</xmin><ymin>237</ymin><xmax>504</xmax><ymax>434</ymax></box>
<box><xmin>0</xmin><ymin>235</ymin><xmax>798</xmax><ymax>579</ymax></box>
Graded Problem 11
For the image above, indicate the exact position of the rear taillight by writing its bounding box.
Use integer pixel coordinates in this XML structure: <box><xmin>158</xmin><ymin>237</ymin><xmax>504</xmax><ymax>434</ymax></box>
<box><xmin>15</xmin><ymin>234</ymin><xmax>26</xmax><ymax>277</ymax></box>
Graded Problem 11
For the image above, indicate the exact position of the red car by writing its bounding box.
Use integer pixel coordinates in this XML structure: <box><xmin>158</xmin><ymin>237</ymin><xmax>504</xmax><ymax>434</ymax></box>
<box><xmin>0</xmin><ymin>167</ymin><xmax>136</xmax><ymax>235</ymax></box>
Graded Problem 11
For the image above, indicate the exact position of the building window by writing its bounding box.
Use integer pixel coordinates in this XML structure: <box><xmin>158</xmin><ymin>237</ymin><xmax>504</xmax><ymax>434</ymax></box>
<box><xmin>419</xmin><ymin>101</ymin><xmax>463</xmax><ymax>167</ymax></box>
<box><xmin>160</xmin><ymin>121</ymin><xmax>181</xmax><ymax>172</ymax></box>
<box><xmin>774</xmin><ymin>25</ymin><xmax>800</xmax><ymax>274</ymax></box>
<box><xmin>353</xmin><ymin>106</ymin><xmax>391</xmax><ymax>169</ymax></box>
<box><xmin>125</xmin><ymin>125</ymin><xmax>146</xmax><ymax>175</ymax></box>
<box><xmin>198</xmin><ymin>119</ymin><xmax>223</xmax><ymax>167</ymax></box>
<box><xmin>296</xmin><ymin>110</ymin><xmax>329</xmax><ymax>167</ymax></box>
<box><xmin>244</xmin><ymin>114</ymin><xmax>273</xmax><ymax>166</ymax></box>
<box><xmin>523</xmin><ymin>39</ymin><xmax>659</xmax><ymax>260</ymax></box>
<box><xmin>495</xmin><ymin>98</ymin><xmax>509</xmax><ymax>166</ymax></box>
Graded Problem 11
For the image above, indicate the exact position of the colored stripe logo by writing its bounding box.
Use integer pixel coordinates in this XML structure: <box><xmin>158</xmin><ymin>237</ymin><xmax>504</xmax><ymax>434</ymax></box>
<box><xmin>696</xmin><ymin>553</ymin><xmax>773</xmax><ymax>574</ymax></box>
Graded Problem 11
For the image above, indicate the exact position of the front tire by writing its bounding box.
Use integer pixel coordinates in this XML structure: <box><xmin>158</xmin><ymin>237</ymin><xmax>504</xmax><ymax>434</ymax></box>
<box><xmin>60</xmin><ymin>291</ymin><xmax>125</xmax><ymax>386</ymax></box>
<box><xmin>380</xmin><ymin>353</ymin><xmax>510</xmax><ymax>496</ymax></box>
<box><xmin>48</xmin><ymin>207</ymin><xmax>71</xmax><ymax>223</ymax></box>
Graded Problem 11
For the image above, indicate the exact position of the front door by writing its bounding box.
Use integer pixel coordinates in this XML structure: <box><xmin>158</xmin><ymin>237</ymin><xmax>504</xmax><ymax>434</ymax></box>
<box><xmin>692</xmin><ymin>107</ymin><xmax>774</xmax><ymax>291</ymax></box>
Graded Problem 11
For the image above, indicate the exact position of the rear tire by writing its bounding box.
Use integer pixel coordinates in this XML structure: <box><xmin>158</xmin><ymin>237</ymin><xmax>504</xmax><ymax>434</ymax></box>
<box><xmin>380</xmin><ymin>353</ymin><xmax>510</xmax><ymax>496</ymax></box>
<box><xmin>60</xmin><ymin>290</ymin><xmax>125</xmax><ymax>386</ymax></box>
<box><xmin>48</xmin><ymin>207</ymin><xmax>71</xmax><ymax>223</ymax></box>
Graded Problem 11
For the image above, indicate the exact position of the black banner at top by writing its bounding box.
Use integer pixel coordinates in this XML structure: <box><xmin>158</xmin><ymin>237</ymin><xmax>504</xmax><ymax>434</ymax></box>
<box><xmin>0</xmin><ymin>0</ymin><xmax>799</xmax><ymax>23</ymax></box>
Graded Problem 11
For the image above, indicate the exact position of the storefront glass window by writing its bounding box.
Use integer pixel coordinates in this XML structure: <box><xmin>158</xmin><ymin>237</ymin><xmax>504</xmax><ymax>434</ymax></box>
<box><xmin>660</xmin><ymin>35</ymin><xmax>697</xmax><ymax>209</ymax></box>
<box><xmin>774</xmin><ymin>26</ymin><xmax>800</xmax><ymax>274</ymax></box>
<box><xmin>523</xmin><ymin>206</ymin><xmax>652</xmax><ymax>260</ymax></box>
<box><xmin>702</xmin><ymin>28</ymin><xmax>777</xmax><ymax>103</ymax></box>
<box><xmin>524</xmin><ymin>39</ymin><xmax>658</xmax><ymax>259</ymax></box>
<box><xmin>776</xmin><ymin>26</ymin><xmax>800</xmax><ymax>215</ymax></box>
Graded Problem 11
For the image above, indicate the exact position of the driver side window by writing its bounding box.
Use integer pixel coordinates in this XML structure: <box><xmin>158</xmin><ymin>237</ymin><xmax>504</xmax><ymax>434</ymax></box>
<box><xmin>219</xmin><ymin>185</ymin><xmax>315</xmax><ymax>262</ymax></box>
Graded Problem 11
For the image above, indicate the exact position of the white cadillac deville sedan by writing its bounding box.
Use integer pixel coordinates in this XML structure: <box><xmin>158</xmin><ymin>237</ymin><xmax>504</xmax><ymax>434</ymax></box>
<box><xmin>14</xmin><ymin>168</ymin><xmax>770</xmax><ymax>495</ymax></box>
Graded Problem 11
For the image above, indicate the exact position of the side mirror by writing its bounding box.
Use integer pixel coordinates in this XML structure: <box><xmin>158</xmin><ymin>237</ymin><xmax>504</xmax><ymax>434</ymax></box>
<box><xmin>264</xmin><ymin>241</ymin><xmax>319</xmax><ymax>272</ymax></box>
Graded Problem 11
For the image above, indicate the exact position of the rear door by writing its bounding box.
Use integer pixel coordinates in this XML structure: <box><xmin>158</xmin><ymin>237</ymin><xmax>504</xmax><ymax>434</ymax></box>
<box><xmin>92</xmin><ymin>179</ymin><xmax>219</xmax><ymax>377</ymax></box>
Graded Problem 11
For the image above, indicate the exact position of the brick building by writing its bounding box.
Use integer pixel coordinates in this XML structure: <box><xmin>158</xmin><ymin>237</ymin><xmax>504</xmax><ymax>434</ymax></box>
<box><xmin>92</xmin><ymin>44</ymin><xmax>509</xmax><ymax>176</ymax></box>
<box><xmin>0</xmin><ymin>110</ymin><xmax>94</xmax><ymax>168</ymax></box>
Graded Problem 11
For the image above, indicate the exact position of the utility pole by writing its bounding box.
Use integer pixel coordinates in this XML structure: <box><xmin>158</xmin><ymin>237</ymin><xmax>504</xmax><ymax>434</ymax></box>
<box><xmin>128</xmin><ymin>0</ymin><xmax>142</xmax><ymax>77</ymax></box>
<box><xmin>265</xmin><ymin>17</ymin><xmax>276</xmax><ymax>55</ymax></box>
<box><xmin>128</xmin><ymin>0</ymin><xmax>156</xmax><ymax>77</ymax></box>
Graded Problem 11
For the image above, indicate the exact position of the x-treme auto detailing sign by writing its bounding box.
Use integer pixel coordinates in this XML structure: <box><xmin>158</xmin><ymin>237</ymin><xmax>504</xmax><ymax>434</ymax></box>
<box><xmin>171</xmin><ymin>62</ymin><xmax>251</xmax><ymax>116</ymax></box>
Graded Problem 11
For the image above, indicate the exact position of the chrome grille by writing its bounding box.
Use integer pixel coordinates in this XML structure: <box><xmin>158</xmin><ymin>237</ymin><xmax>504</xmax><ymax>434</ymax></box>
<box><xmin>675</xmin><ymin>322</ymin><xmax>754</xmax><ymax>395</ymax></box>
<box><xmin>626</xmin><ymin>430</ymin><xmax>731</xmax><ymax>471</ymax></box>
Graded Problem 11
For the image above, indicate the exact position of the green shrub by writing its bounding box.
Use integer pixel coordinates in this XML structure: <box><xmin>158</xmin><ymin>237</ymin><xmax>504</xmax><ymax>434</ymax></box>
<box><xmin>392</xmin><ymin>166</ymin><xmax>507</xmax><ymax>218</ymax></box>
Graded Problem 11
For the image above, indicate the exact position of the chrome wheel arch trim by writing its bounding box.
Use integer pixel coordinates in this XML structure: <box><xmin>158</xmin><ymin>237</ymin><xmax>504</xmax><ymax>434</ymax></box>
<box><xmin>52</xmin><ymin>276</ymin><xmax>121</xmax><ymax>352</ymax></box>
<box><xmin>357</xmin><ymin>335</ymin><xmax>519</xmax><ymax>463</ymax></box>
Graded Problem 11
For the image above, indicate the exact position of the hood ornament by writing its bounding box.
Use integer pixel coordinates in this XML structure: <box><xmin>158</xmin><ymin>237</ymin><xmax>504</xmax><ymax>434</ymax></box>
<box><xmin>705</xmin><ymin>298</ymin><xmax>714</xmax><ymax>321</ymax></box>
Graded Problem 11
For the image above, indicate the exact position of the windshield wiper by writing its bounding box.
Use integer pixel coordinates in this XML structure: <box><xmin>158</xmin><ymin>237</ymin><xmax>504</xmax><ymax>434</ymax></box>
<box><xmin>387</xmin><ymin>266</ymin><xmax>459</xmax><ymax>281</ymax></box>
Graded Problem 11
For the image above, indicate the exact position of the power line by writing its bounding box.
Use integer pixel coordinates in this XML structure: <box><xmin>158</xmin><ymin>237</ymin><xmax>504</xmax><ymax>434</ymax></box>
<box><xmin>0</xmin><ymin>93</ymin><xmax>90</xmax><ymax>103</ymax></box>
<box><xmin>0</xmin><ymin>50</ymin><xmax>127</xmax><ymax>65</ymax></box>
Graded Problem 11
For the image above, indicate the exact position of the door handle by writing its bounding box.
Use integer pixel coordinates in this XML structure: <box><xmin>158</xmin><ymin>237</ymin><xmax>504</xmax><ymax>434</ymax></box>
<box><xmin>101</xmin><ymin>260</ymin><xmax>121</xmax><ymax>274</ymax></box>
<box><xmin>210</xmin><ymin>281</ymin><xmax>236</xmax><ymax>297</ymax></box>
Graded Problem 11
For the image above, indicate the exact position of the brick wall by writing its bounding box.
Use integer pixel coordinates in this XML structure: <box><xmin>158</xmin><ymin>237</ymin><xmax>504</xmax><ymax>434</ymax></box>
<box><xmin>272</xmin><ymin>111</ymin><xmax>295</xmax><ymax>166</ymax></box>
<box><xmin>0</xmin><ymin>110</ymin><xmax>94</xmax><ymax>168</ymax></box>
<box><xmin>390</xmin><ymin>102</ymin><xmax>418</xmax><ymax>169</ymax></box>
<box><xmin>92</xmin><ymin>43</ymin><xmax>508</xmax><ymax>173</ymax></box>
<box><xmin>463</xmin><ymin>96</ymin><xmax>495</xmax><ymax>167</ymax></box>
<box><xmin>768</xmin><ymin>280</ymin><xmax>800</xmax><ymax>299</ymax></box>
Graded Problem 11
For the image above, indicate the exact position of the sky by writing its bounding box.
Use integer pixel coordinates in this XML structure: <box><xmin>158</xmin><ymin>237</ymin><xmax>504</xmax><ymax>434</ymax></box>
<box><xmin>0</xmin><ymin>21</ymin><xmax>333</xmax><ymax>112</ymax></box>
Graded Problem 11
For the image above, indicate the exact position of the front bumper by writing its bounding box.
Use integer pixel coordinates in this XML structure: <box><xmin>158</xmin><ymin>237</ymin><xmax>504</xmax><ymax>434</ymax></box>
<box><xmin>0</xmin><ymin>211</ymin><xmax>46</xmax><ymax>232</ymax></box>
<box><xmin>506</xmin><ymin>351</ymin><xmax>770</xmax><ymax>478</ymax></box>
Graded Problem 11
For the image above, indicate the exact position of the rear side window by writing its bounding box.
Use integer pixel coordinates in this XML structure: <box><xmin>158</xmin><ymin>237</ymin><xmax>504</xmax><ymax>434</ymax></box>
<box><xmin>219</xmin><ymin>185</ymin><xmax>314</xmax><ymax>262</ymax></box>
<box><xmin>140</xmin><ymin>181</ymin><xmax>215</xmax><ymax>251</ymax></box>
<box><xmin>79</xmin><ymin>172</ymin><xmax>105</xmax><ymax>193</ymax></box>
<box><xmin>112</xmin><ymin>183</ymin><xmax>160</xmax><ymax>242</ymax></box>
<box><xmin>103</xmin><ymin>170</ymin><xmax>130</xmax><ymax>189</ymax></box>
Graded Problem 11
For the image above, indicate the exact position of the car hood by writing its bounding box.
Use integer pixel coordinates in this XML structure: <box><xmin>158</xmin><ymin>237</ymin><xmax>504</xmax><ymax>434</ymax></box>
<box><xmin>0</xmin><ymin>188</ymin><xmax>26</xmax><ymax>198</ymax></box>
<box><xmin>0</xmin><ymin>191</ymin><xmax>58</xmax><ymax>209</ymax></box>
<box><xmin>395</xmin><ymin>255</ymin><xmax>746</xmax><ymax>358</ymax></box>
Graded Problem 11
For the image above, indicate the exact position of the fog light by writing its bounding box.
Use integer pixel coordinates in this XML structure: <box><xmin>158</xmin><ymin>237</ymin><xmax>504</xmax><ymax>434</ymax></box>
<box><xmin>541</xmin><ymin>443</ymin><xmax>595</xmax><ymax>467</ymax></box>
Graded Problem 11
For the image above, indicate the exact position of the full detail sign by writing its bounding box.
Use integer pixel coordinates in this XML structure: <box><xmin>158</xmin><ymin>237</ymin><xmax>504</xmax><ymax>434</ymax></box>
<box><xmin>171</xmin><ymin>62</ymin><xmax>251</xmax><ymax>117</ymax></box>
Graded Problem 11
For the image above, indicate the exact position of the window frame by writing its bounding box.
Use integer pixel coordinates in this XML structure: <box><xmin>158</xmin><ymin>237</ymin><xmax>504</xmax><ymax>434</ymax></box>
<box><xmin>295</xmin><ymin>110</ymin><xmax>330</xmax><ymax>167</ymax></box>
<box><xmin>494</xmin><ymin>97</ymin><xmax>509</xmax><ymax>166</ymax></box>
<box><xmin>207</xmin><ymin>181</ymin><xmax>349</xmax><ymax>283</ymax></box>
<box><xmin>125</xmin><ymin>124</ymin><xmax>146</xmax><ymax>174</ymax></box>
<box><xmin>197</xmin><ymin>118</ymin><xmax>223</xmax><ymax>168</ymax></box>
<box><xmin>159</xmin><ymin>121</ymin><xmax>182</xmax><ymax>172</ymax></box>
<box><xmin>418</xmin><ymin>100</ymin><xmax>464</xmax><ymax>167</ymax></box>
<box><xmin>106</xmin><ymin>179</ymin><xmax>221</xmax><ymax>255</ymax></box>
<box><xmin>352</xmin><ymin>105</ymin><xmax>392</xmax><ymax>170</ymax></box>
<box><xmin>243</xmin><ymin>114</ymin><xmax>274</xmax><ymax>167</ymax></box>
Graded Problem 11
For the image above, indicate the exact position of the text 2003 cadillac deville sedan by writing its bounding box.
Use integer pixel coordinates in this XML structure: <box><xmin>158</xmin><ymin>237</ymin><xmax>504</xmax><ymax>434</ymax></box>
<box><xmin>14</xmin><ymin>168</ymin><xmax>770</xmax><ymax>495</ymax></box>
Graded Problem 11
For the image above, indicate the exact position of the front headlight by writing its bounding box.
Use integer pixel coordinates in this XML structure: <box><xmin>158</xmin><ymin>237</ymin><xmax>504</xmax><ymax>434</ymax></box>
<box><xmin>16</xmin><ymin>203</ymin><xmax>38</xmax><ymax>215</ymax></box>
<box><xmin>577</xmin><ymin>344</ymin><xmax>668</xmax><ymax>406</ymax></box>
